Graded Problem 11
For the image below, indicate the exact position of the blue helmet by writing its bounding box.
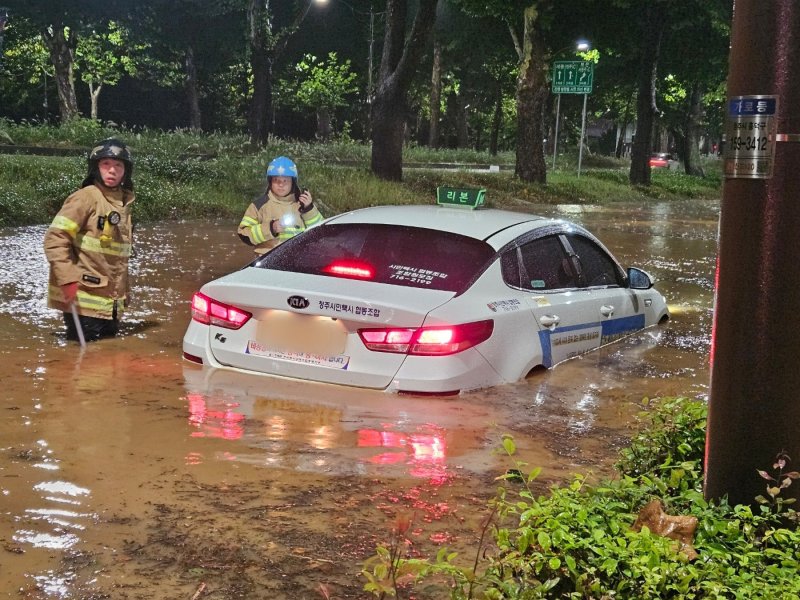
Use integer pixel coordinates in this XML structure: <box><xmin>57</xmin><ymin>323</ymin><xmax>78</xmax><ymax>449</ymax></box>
<box><xmin>266</xmin><ymin>156</ymin><xmax>298</xmax><ymax>180</ymax></box>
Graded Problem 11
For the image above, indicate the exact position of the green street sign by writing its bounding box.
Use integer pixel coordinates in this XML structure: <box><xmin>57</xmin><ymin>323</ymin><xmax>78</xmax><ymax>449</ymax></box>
<box><xmin>551</xmin><ymin>61</ymin><xmax>594</xmax><ymax>94</ymax></box>
<box><xmin>436</xmin><ymin>187</ymin><xmax>486</xmax><ymax>209</ymax></box>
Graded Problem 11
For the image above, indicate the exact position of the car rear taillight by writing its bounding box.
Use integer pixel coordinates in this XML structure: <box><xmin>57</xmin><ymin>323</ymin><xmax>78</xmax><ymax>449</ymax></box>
<box><xmin>358</xmin><ymin>320</ymin><xmax>494</xmax><ymax>356</ymax></box>
<box><xmin>191</xmin><ymin>292</ymin><xmax>251</xmax><ymax>330</ymax></box>
<box><xmin>322</xmin><ymin>260</ymin><xmax>375</xmax><ymax>280</ymax></box>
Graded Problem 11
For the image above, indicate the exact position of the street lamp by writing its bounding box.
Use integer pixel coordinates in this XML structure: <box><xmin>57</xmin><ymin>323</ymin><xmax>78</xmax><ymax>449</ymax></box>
<box><xmin>313</xmin><ymin>0</ymin><xmax>381</xmax><ymax>103</ymax></box>
<box><xmin>551</xmin><ymin>39</ymin><xmax>592</xmax><ymax>172</ymax></box>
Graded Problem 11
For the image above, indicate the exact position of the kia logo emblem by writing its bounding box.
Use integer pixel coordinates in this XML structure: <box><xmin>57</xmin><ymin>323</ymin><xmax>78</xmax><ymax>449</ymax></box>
<box><xmin>287</xmin><ymin>295</ymin><xmax>309</xmax><ymax>309</ymax></box>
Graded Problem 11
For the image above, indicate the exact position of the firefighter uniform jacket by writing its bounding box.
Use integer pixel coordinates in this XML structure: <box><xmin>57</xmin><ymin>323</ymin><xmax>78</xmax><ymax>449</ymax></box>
<box><xmin>237</xmin><ymin>190</ymin><xmax>323</xmax><ymax>254</ymax></box>
<box><xmin>44</xmin><ymin>183</ymin><xmax>135</xmax><ymax>320</ymax></box>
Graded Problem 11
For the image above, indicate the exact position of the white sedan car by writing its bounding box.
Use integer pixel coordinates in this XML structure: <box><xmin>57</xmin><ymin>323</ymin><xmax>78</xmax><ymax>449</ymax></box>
<box><xmin>183</xmin><ymin>205</ymin><xmax>669</xmax><ymax>395</ymax></box>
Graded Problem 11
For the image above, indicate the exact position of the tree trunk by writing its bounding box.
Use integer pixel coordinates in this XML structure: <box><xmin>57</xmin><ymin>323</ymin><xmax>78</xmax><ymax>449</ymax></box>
<box><xmin>683</xmin><ymin>81</ymin><xmax>705</xmax><ymax>176</ymax></box>
<box><xmin>428</xmin><ymin>38</ymin><xmax>442</xmax><ymax>148</ymax></box>
<box><xmin>456</xmin><ymin>92</ymin><xmax>469</xmax><ymax>148</ymax></box>
<box><xmin>370</xmin><ymin>0</ymin><xmax>439</xmax><ymax>181</ymax></box>
<box><xmin>489</xmin><ymin>84</ymin><xmax>502</xmax><ymax>156</ymax></box>
<box><xmin>247</xmin><ymin>0</ymin><xmax>272</xmax><ymax>146</ymax></box>
<box><xmin>246</xmin><ymin>0</ymin><xmax>311</xmax><ymax>146</ymax></box>
<box><xmin>615</xmin><ymin>93</ymin><xmax>633</xmax><ymax>158</ymax></box>
<box><xmin>514</xmin><ymin>6</ymin><xmax>547</xmax><ymax>184</ymax></box>
<box><xmin>42</xmin><ymin>23</ymin><xmax>79</xmax><ymax>122</ymax></box>
<box><xmin>371</xmin><ymin>89</ymin><xmax>406</xmax><ymax>181</ymax></box>
<box><xmin>629</xmin><ymin>3</ymin><xmax>665</xmax><ymax>185</ymax></box>
<box><xmin>89</xmin><ymin>83</ymin><xmax>102</xmax><ymax>121</ymax></box>
<box><xmin>316</xmin><ymin>107</ymin><xmax>332</xmax><ymax>140</ymax></box>
<box><xmin>185</xmin><ymin>46</ymin><xmax>202</xmax><ymax>131</ymax></box>
<box><xmin>248</xmin><ymin>50</ymin><xmax>273</xmax><ymax>145</ymax></box>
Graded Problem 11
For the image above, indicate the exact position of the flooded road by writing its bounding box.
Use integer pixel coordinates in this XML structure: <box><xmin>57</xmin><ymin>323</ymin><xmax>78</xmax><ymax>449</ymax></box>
<box><xmin>0</xmin><ymin>200</ymin><xmax>718</xmax><ymax>599</ymax></box>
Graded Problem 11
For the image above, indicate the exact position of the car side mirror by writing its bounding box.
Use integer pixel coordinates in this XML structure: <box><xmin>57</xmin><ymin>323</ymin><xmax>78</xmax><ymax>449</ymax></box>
<box><xmin>627</xmin><ymin>267</ymin><xmax>654</xmax><ymax>290</ymax></box>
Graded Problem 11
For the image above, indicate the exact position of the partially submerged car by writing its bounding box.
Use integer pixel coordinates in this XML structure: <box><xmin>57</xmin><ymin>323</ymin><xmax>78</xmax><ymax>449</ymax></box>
<box><xmin>183</xmin><ymin>205</ymin><xmax>669</xmax><ymax>395</ymax></box>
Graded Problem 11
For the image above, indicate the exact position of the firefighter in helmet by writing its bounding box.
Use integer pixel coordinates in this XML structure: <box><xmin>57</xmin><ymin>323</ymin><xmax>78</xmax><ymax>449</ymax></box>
<box><xmin>237</xmin><ymin>156</ymin><xmax>323</xmax><ymax>254</ymax></box>
<box><xmin>44</xmin><ymin>138</ymin><xmax>135</xmax><ymax>342</ymax></box>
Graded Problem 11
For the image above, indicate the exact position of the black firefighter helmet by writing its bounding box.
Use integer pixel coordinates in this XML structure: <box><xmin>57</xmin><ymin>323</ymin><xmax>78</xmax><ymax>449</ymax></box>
<box><xmin>82</xmin><ymin>138</ymin><xmax>134</xmax><ymax>190</ymax></box>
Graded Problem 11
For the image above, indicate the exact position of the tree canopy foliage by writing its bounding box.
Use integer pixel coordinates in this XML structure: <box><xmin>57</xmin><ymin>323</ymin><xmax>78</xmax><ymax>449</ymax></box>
<box><xmin>0</xmin><ymin>0</ymin><xmax>733</xmax><ymax>182</ymax></box>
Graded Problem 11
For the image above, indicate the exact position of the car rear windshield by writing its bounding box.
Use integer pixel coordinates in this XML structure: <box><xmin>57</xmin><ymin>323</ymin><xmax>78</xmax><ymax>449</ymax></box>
<box><xmin>255</xmin><ymin>223</ymin><xmax>496</xmax><ymax>292</ymax></box>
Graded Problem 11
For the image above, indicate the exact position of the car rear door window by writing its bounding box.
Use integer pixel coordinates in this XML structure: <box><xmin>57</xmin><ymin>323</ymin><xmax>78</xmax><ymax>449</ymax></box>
<box><xmin>502</xmin><ymin>236</ymin><xmax>576</xmax><ymax>291</ymax></box>
<box><xmin>256</xmin><ymin>223</ymin><xmax>495</xmax><ymax>292</ymax></box>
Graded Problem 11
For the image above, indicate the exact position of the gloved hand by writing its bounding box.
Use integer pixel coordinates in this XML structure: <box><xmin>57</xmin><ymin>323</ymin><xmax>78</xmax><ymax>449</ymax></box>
<box><xmin>298</xmin><ymin>189</ymin><xmax>313</xmax><ymax>208</ymax></box>
<box><xmin>61</xmin><ymin>281</ymin><xmax>78</xmax><ymax>304</ymax></box>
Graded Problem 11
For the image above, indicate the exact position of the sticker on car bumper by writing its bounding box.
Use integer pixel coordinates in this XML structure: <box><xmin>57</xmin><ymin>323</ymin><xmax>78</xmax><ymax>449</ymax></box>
<box><xmin>245</xmin><ymin>340</ymin><xmax>350</xmax><ymax>369</ymax></box>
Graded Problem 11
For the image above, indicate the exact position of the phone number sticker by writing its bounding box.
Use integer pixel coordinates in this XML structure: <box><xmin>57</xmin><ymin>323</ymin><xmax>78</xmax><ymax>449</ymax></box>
<box><xmin>246</xmin><ymin>341</ymin><xmax>350</xmax><ymax>369</ymax></box>
<box><xmin>724</xmin><ymin>95</ymin><xmax>778</xmax><ymax>179</ymax></box>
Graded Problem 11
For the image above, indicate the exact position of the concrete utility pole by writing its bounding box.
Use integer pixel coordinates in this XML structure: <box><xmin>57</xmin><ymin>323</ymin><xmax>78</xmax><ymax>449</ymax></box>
<box><xmin>705</xmin><ymin>0</ymin><xmax>800</xmax><ymax>505</ymax></box>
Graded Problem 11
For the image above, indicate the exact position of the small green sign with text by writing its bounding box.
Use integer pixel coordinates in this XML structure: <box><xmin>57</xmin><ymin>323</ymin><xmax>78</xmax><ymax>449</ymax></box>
<box><xmin>551</xmin><ymin>61</ymin><xmax>594</xmax><ymax>94</ymax></box>
<box><xmin>436</xmin><ymin>187</ymin><xmax>486</xmax><ymax>209</ymax></box>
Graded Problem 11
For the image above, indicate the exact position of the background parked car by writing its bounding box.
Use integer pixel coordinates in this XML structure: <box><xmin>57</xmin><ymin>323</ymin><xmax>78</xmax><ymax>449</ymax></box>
<box><xmin>649</xmin><ymin>153</ymin><xmax>679</xmax><ymax>169</ymax></box>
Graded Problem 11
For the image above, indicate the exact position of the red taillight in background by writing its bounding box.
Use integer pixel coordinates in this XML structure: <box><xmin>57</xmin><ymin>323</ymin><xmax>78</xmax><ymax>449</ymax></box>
<box><xmin>191</xmin><ymin>292</ymin><xmax>251</xmax><ymax>329</ymax></box>
<box><xmin>322</xmin><ymin>260</ymin><xmax>375</xmax><ymax>280</ymax></box>
<box><xmin>358</xmin><ymin>320</ymin><xmax>493</xmax><ymax>356</ymax></box>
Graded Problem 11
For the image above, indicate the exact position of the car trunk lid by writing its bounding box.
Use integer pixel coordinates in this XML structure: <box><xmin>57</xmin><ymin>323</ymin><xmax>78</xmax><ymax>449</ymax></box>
<box><xmin>201</xmin><ymin>267</ymin><xmax>455</xmax><ymax>389</ymax></box>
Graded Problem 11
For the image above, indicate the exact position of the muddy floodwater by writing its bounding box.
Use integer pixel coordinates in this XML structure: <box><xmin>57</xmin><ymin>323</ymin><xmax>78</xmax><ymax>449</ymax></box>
<box><xmin>1</xmin><ymin>200</ymin><xmax>718</xmax><ymax>599</ymax></box>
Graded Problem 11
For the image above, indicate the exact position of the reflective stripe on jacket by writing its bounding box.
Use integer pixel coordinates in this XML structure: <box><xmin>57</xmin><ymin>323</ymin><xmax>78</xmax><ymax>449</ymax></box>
<box><xmin>44</xmin><ymin>184</ymin><xmax>135</xmax><ymax>319</ymax></box>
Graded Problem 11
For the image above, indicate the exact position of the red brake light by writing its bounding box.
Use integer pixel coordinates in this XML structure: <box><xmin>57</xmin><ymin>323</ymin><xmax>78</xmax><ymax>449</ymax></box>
<box><xmin>191</xmin><ymin>292</ymin><xmax>251</xmax><ymax>330</ymax></box>
<box><xmin>322</xmin><ymin>260</ymin><xmax>375</xmax><ymax>280</ymax></box>
<box><xmin>359</xmin><ymin>328</ymin><xmax>415</xmax><ymax>353</ymax></box>
<box><xmin>358</xmin><ymin>320</ymin><xmax>493</xmax><ymax>356</ymax></box>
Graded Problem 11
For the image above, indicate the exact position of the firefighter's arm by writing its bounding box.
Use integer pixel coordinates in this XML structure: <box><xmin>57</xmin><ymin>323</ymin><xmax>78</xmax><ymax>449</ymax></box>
<box><xmin>237</xmin><ymin>203</ymin><xmax>275</xmax><ymax>246</ymax></box>
<box><xmin>299</xmin><ymin>198</ymin><xmax>323</xmax><ymax>227</ymax></box>
<box><xmin>43</xmin><ymin>195</ymin><xmax>86</xmax><ymax>287</ymax></box>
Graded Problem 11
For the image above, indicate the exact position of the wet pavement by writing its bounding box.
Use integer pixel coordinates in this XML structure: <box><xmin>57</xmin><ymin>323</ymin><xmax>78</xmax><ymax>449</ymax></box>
<box><xmin>0</xmin><ymin>200</ymin><xmax>718</xmax><ymax>598</ymax></box>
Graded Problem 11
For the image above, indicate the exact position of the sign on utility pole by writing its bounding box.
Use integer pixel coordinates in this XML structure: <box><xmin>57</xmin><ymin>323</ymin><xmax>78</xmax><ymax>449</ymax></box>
<box><xmin>724</xmin><ymin>95</ymin><xmax>778</xmax><ymax>178</ymax></box>
<box><xmin>551</xmin><ymin>61</ymin><xmax>594</xmax><ymax>177</ymax></box>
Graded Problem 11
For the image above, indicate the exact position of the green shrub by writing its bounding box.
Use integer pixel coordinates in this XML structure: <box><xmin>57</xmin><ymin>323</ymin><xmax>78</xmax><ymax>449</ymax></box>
<box><xmin>362</xmin><ymin>398</ymin><xmax>800</xmax><ymax>599</ymax></box>
<box><xmin>616</xmin><ymin>397</ymin><xmax>708</xmax><ymax>504</ymax></box>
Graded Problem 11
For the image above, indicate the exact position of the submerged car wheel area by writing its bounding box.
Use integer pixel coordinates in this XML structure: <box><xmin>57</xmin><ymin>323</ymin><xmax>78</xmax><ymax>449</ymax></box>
<box><xmin>183</xmin><ymin>205</ymin><xmax>669</xmax><ymax>394</ymax></box>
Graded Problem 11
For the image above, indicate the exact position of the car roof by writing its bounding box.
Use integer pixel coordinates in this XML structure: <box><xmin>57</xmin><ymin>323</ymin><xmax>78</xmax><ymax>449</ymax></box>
<box><xmin>323</xmin><ymin>205</ymin><xmax>564</xmax><ymax>245</ymax></box>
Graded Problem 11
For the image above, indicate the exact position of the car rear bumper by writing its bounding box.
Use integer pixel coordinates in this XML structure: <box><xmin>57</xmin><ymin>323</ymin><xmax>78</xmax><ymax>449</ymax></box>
<box><xmin>387</xmin><ymin>352</ymin><xmax>503</xmax><ymax>394</ymax></box>
<box><xmin>182</xmin><ymin>321</ymin><xmax>503</xmax><ymax>394</ymax></box>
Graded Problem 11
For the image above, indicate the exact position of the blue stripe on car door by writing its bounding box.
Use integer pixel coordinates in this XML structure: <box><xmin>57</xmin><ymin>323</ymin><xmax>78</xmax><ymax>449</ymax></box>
<box><xmin>538</xmin><ymin>314</ymin><xmax>645</xmax><ymax>367</ymax></box>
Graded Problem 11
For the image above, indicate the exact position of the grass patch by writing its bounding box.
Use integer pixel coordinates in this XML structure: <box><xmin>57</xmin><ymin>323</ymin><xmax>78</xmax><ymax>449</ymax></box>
<box><xmin>0</xmin><ymin>120</ymin><xmax>722</xmax><ymax>227</ymax></box>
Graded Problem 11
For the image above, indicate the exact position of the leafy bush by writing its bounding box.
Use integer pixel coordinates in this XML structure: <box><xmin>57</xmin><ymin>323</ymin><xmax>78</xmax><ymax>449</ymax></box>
<box><xmin>362</xmin><ymin>397</ymin><xmax>800</xmax><ymax>599</ymax></box>
<box><xmin>616</xmin><ymin>396</ymin><xmax>708</xmax><ymax>504</ymax></box>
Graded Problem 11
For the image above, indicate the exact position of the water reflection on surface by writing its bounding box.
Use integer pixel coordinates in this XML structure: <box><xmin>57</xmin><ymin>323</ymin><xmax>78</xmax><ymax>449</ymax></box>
<box><xmin>0</xmin><ymin>203</ymin><xmax>718</xmax><ymax>598</ymax></box>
